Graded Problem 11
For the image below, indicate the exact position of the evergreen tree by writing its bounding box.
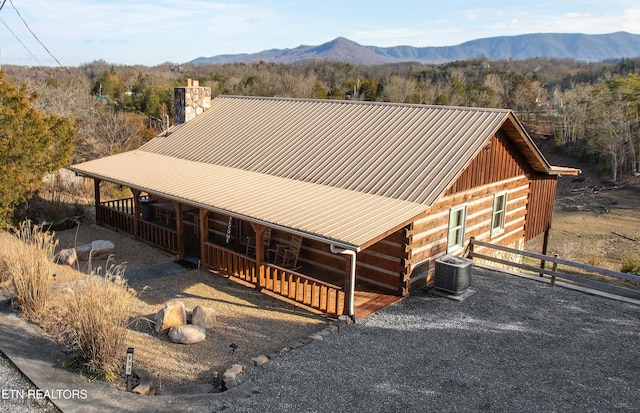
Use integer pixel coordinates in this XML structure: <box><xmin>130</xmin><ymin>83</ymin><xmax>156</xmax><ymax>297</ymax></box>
<box><xmin>0</xmin><ymin>71</ymin><xmax>76</xmax><ymax>224</ymax></box>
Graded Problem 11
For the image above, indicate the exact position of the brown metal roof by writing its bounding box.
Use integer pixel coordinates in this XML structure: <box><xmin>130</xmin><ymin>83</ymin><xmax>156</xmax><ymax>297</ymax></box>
<box><xmin>141</xmin><ymin>96</ymin><xmax>529</xmax><ymax>205</ymax></box>
<box><xmin>70</xmin><ymin>151</ymin><xmax>427</xmax><ymax>250</ymax></box>
<box><xmin>71</xmin><ymin>96</ymin><xmax>572</xmax><ymax>250</ymax></box>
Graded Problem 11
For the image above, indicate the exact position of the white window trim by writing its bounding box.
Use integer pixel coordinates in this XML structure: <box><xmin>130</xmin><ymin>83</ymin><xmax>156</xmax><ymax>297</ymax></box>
<box><xmin>491</xmin><ymin>191</ymin><xmax>508</xmax><ymax>238</ymax></box>
<box><xmin>447</xmin><ymin>205</ymin><xmax>467</xmax><ymax>253</ymax></box>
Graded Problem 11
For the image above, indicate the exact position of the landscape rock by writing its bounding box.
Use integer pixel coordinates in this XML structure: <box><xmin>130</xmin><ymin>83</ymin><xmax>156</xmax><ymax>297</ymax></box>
<box><xmin>251</xmin><ymin>355</ymin><xmax>269</xmax><ymax>366</ymax></box>
<box><xmin>168</xmin><ymin>324</ymin><xmax>206</xmax><ymax>344</ymax></box>
<box><xmin>223</xmin><ymin>364</ymin><xmax>244</xmax><ymax>381</ymax></box>
<box><xmin>57</xmin><ymin>248</ymin><xmax>77</xmax><ymax>266</ymax></box>
<box><xmin>191</xmin><ymin>305</ymin><xmax>216</xmax><ymax>329</ymax></box>
<box><xmin>155</xmin><ymin>300</ymin><xmax>187</xmax><ymax>334</ymax></box>
<box><xmin>75</xmin><ymin>240</ymin><xmax>115</xmax><ymax>260</ymax></box>
<box><xmin>132</xmin><ymin>368</ymin><xmax>155</xmax><ymax>396</ymax></box>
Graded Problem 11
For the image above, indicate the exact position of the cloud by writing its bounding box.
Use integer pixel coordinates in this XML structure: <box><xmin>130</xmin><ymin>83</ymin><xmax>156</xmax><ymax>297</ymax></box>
<box><xmin>464</xmin><ymin>11</ymin><xmax>478</xmax><ymax>20</ymax></box>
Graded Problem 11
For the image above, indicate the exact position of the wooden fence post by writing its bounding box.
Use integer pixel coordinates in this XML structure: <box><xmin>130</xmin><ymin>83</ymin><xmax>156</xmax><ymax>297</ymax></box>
<box><xmin>540</xmin><ymin>224</ymin><xmax>551</xmax><ymax>277</ymax></box>
<box><xmin>550</xmin><ymin>254</ymin><xmax>559</xmax><ymax>286</ymax></box>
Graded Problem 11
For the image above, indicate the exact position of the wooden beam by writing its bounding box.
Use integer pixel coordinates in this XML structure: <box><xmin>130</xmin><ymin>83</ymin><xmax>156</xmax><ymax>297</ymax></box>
<box><xmin>252</xmin><ymin>223</ymin><xmax>268</xmax><ymax>288</ymax></box>
<box><xmin>175</xmin><ymin>201</ymin><xmax>184</xmax><ymax>258</ymax></box>
<box><xmin>199</xmin><ymin>209</ymin><xmax>209</xmax><ymax>267</ymax></box>
<box><xmin>93</xmin><ymin>179</ymin><xmax>102</xmax><ymax>206</ymax></box>
<box><xmin>132</xmin><ymin>189</ymin><xmax>141</xmax><ymax>240</ymax></box>
<box><xmin>343</xmin><ymin>253</ymin><xmax>352</xmax><ymax>316</ymax></box>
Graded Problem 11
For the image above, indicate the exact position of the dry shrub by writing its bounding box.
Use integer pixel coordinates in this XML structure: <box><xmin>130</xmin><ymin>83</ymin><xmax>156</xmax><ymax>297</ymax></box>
<box><xmin>0</xmin><ymin>258</ymin><xmax>9</xmax><ymax>283</ymax></box>
<box><xmin>620</xmin><ymin>255</ymin><xmax>640</xmax><ymax>275</ymax></box>
<box><xmin>61</xmin><ymin>259</ymin><xmax>132</xmax><ymax>380</ymax></box>
<box><xmin>0</xmin><ymin>220</ymin><xmax>56</xmax><ymax>322</ymax></box>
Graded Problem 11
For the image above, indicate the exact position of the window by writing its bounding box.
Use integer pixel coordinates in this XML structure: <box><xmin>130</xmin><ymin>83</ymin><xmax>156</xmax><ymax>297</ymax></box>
<box><xmin>447</xmin><ymin>206</ymin><xmax>467</xmax><ymax>252</ymax></box>
<box><xmin>491</xmin><ymin>192</ymin><xmax>508</xmax><ymax>236</ymax></box>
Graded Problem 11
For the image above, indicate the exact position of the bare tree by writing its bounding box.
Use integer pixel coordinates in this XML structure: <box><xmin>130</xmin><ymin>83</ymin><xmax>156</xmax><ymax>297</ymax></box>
<box><xmin>76</xmin><ymin>107</ymin><xmax>152</xmax><ymax>161</ymax></box>
<box><xmin>380</xmin><ymin>75</ymin><xmax>417</xmax><ymax>103</ymax></box>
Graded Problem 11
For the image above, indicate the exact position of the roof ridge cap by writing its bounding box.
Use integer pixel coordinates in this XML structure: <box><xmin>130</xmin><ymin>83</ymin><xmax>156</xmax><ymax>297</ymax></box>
<box><xmin>216</xmin><ymin>95</ymin><xmax>511</xmax><ymax>113</ymax></box>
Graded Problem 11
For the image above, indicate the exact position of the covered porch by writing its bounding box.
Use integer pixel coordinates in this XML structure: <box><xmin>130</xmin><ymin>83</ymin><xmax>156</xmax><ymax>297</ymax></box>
<box><xmin>93</xmin><ymin>185</ymin><xmax>405</xmax><ymax>319</ymax></box>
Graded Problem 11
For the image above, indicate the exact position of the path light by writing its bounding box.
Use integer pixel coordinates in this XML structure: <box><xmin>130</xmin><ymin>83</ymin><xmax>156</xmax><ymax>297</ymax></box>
<box><xmin>125</xmin><ymin>347</ymin><xmax>134</xmax><ymax>392</ymax></box>
<box><xmin>229</xmin><ymin>343</ymin><xmax>238</xmax><ymax>354</ymax></box>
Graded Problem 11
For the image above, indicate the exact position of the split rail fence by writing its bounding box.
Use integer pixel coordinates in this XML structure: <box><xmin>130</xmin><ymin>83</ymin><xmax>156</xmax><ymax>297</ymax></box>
<box><xmin>469</xmin><ymin>237</ymin><xmax>640</xmax><ymax>300</ymax></box>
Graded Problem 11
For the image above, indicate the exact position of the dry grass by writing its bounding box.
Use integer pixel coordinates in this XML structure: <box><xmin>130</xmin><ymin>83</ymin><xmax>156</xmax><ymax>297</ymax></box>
<box><xmin>0</xmin><ymin>221</ymin><xmax>56</xmax><ymax>322</ymax></box>
<box><xmin>20</xmin><ymin>224</ymin><xmax>328</xmax><ymax>391</ymax></box>
<box><xmin>0</xmin><ymin>221</ymin><xmax>135</xmax><ymax>380</ymax></box>
<box><xmin>59</xmin><ymin>259</ymin><xmax>133</xmax><ymax>380</ymax></box>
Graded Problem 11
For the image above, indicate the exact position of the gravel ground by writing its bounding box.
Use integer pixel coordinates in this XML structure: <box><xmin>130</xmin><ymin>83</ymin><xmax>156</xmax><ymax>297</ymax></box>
<box><xmin>0</xmin><ymin>353</ymin><xmax>60</xmax><ymax>413</ymax></box>
<box><xmin>214</xmin><ymin>268</ymin><xmax>640</xmax><ymax>413</ymax></box>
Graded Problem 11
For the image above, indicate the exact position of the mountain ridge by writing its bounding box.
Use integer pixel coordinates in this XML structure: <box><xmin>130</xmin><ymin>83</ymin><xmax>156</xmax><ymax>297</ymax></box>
<box><xmin>191</xmin><ymin>32</ymin><xmax>640</xmax><ymax>65</ymax></box>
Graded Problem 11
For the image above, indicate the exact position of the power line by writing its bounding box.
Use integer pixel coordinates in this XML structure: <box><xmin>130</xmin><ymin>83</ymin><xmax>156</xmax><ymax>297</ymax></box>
<box><xmin>0</xmin><ymin>0</ymin><xmax>6</xmax><ymax>12</ymax></box>
<box><xmin>9</xmin><ymin>0</ymin><xmax>67</xmax><ymax>69</ymax></box>
<box><xmin>0</xmin><ymin>15</ymin><xmax>42</xmax><ymax>65</ymax></box>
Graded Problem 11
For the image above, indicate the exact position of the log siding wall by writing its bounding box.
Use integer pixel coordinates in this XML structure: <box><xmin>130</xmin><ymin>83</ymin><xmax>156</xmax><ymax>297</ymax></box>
<box><xmin>95</xmin><ymin>129</ymin><xmax>558</xmax><ymax>299</ymax></box>
<box><xmin>525</xmin><ymin>175</ymin><xmax>558</xmax><ymax>240</ymax></box>
<box><xmin>406</xmin><ymin>176</ymin><xmax>531</xmax><ymax>290</ymax></box>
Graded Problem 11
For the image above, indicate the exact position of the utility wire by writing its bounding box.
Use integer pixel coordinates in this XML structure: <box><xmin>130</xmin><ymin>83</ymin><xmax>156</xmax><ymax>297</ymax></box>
<box><xmin>2</xmin><ymin>1</ymin><xmax>159</xmax><ymax>123</ymax></box>
<box><xmin>0</xmin><ymin>15</ymin><xmax>42</xmax><ymax>65</ymax></box>
<box><xmin>9</xmin><ymin>0</ymin><xmax>67</xmax><ymax>69</ymax></box>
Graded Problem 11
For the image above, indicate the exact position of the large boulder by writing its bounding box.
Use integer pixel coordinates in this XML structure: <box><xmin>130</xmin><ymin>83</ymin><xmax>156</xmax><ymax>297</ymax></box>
<box><xmin>155</xmin><ymin>300</ymin><xmax>187</xmax><ymax>334</ymax></box>
<box><xmin>168</xmin><ymin>325</ymin><xmax>206</xmax><ymax>344</ymax></box>
<box><xmin>191</xmin><ymin>305</ymin><xmax>217</xmax><ymax>329</ymax></box>
<box><xmin>75</xmin><ymin>240</ymin><xmax>115</xmax><ymax>261</ymax></box>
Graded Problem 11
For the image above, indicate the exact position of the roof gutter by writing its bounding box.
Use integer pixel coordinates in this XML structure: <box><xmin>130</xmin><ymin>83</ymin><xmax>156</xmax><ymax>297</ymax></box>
<box><xmin>330</xmin><ymin>244</ymin><xmax>357</xmax><ymax>322</ymax></box>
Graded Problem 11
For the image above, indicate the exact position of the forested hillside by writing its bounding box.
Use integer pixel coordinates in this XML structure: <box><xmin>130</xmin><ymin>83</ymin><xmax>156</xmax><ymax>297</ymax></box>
<box><xmin>2</xmin><ymin>56</ymin><xmax>640</xmax><ymax>185</ymax></box>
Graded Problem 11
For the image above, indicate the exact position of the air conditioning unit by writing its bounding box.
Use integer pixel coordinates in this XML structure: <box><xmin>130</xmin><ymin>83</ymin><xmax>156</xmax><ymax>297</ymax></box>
<box><xmin>434</xmin><ymin>255</ymin><xmax>472</xmax><ymax>294</ymax></box>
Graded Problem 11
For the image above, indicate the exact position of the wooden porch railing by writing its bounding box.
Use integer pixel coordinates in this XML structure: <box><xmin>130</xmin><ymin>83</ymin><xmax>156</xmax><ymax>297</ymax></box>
<box><xmin>97</xmin><ymin>199</ymin><xmax>178</xmax><ymax>254</ymax></box>
<box><xmin>204</xmin><ymin>242</ymin><xmax>345</xmax><ymax>317</ymax></box>
<box><xmin>263</xmin><ymin>263</ymin><xmax>345</xmax><ymax>317</ymax></box>
<box><xmin>100</xmin><ymin>197</ymin><xmax>136</xmax><ymax>214</ymax></box>
<box><xmin>469</xmin><ymin>237</ymin><xmax>640</xmax><ymax>299</ymax></box>
<box><xmin>138</xmin><ymin>220</ymin><xmax>178</xmax><ymax>253</ymax></box>
<box><xmin>96</xmin><ymin>204</ymin><xmax>135</xmax><ymax>234</ymax></box>
<box><xmin>203</xmin><ymin>242</ymin><xmax>257</xmax><ymax>283</ymax></box>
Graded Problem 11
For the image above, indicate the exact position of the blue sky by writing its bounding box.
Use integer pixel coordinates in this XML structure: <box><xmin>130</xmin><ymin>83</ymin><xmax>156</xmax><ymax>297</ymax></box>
<box><xmin>0</xmin><ymin>0</ymin><xmax>638</xmax><ymax>66</ymax></box>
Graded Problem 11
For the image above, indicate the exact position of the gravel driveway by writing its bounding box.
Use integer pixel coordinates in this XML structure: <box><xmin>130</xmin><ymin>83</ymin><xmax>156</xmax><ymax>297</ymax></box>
<box><xmin>1</xmin><ymin>267</ymin><xmax>638</xmax><ymax>413</ymax></box>
<box><xmin>216</xmin><ymin>267</ymin><xmax>640</xmax><ymax>413</ymax></box>
<box><xmin>0</xmin><ymin>353</ymin><xmax>60</xmax><ymax>413</ymax></box>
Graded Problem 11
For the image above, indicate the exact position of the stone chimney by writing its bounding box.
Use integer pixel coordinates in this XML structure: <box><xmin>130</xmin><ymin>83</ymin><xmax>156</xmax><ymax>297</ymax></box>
<box><xmin>174</xmin><ymin>79</ymin><xmax>211</xmax><ymax>125</ymax></box>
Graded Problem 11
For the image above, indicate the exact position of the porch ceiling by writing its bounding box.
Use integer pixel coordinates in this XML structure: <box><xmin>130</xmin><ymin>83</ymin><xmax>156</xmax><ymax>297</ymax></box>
<box><xmin>70</xmin><ymin>150</ymin><xmax>428</xmax><ymax>251</ymax></box>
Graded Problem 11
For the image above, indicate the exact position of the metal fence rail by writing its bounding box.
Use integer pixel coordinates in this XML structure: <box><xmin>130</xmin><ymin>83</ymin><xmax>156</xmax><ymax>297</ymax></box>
<box><xmin>469</xmin><ymin>237</ymin><xmax>640</xmax><ymax>299</ymax></box>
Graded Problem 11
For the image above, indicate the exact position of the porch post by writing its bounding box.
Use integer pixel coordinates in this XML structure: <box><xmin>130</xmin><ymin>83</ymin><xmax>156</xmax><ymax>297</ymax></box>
<box><xmin>329</xmin><ymin>244</ymin><xmax>357</xmax><ymax>320</ymax></box>
<box><xmin>93</xmin><ymin>179</ymin><xmax>102</xmax><ymax>224</ymax></box>
<box><xmin>343</xmin><ymin>253</ymin><xmax>352</xmax><ymax>317</ymax></box>
<box><xmin>251</xmin><ymin>223</ymin><xmax>267</xmax><ymax>288</ymax></box>
<box><xmin>175</xmin><ymin>202</ymin><xmax>184</xmax><ymax>258</ymax></box>
<box><xmin>93</xmin><ymin>179</ymin><xmax>101</xmax><ymax>205</ymax></box>
<box><xmin>199</xmin><ymin>209</ymin><xmax>209</xmax><ymax>268</ymax></box>
<box><xmin>131</xmin><ymin>190</ymin><xmax>141</xmax><ymax>239</ymax></box>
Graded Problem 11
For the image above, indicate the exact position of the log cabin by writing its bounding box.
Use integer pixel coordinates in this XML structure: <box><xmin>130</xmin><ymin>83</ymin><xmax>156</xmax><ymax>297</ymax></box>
<box><xmin>69</xmin><ymin>82</ymin><xmax>579</xmax><ymax>320</ymax></box>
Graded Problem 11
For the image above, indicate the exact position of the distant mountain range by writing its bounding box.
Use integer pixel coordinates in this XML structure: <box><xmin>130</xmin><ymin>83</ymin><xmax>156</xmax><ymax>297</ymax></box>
<box><xmin>191</xmin><ymin>32</ymin><xmax>640</xmax><ymax>65</ymax></box>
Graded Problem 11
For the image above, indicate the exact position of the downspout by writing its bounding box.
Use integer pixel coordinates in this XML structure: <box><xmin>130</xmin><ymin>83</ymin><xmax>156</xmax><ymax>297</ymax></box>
<box><xmin>330</xmin><ymin>244</ymin><xmax>357</xmax><ymax>322</ymax></box>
